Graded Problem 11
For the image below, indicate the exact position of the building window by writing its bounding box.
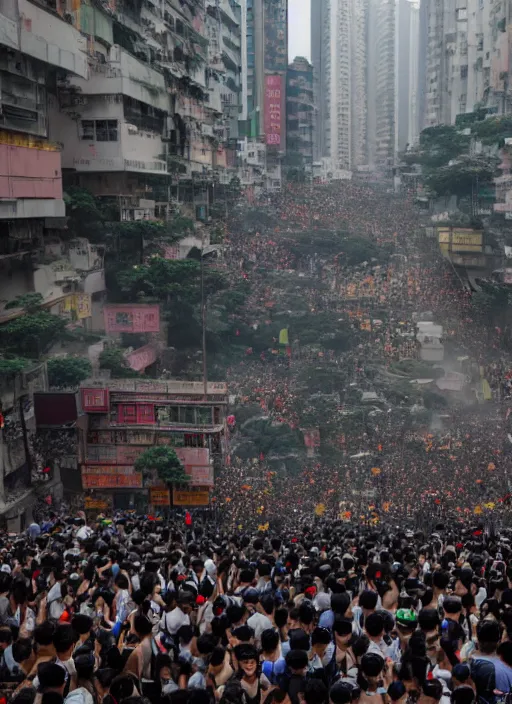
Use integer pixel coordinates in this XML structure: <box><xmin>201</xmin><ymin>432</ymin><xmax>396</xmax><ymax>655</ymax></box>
<box><xmin>137</xmin><ymin>404</ymin><xmax>155</xmax><ymax>424</ymax></box>
<box><xmin>80</xmin><ymin>119</ymin><xmax>118</xmax><ymax>141</ymax></box>
<box><xmin>460</xmin><ymin>65</ymin><xmax>468</xmax><ymax>79</ymax></box>
<box><xmin>119</xmin><ymin>404</ymin><xmax>137</xmax><ymax>423</ymax></box>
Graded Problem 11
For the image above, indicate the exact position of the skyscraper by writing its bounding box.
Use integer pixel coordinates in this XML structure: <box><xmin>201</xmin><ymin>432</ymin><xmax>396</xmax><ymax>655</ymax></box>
<box><xmin>367</xmin><ymin>0</ymin><xmax>419</xmax><ymax>170</ymax></box>
<box><xmin>311</xmin><ymin>0</ymin><xmax>368</xmax><ymax>172</ymax></box>
<box><xmin>245</xmin><ymin>0</ymin><xmax>288</xmax><ymax>149</ymax></box>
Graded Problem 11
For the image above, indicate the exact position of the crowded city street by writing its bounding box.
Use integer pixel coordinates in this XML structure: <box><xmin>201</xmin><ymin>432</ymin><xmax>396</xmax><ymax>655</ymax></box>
<box><xmin>2</xmin><ymin>180</ymin><xmax>512</xmax><ymax>704</ymax></box>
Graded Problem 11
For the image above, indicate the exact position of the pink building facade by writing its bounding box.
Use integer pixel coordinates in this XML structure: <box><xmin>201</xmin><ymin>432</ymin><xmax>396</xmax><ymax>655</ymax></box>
<box><xmin>0</xmin><ymin>145</ymin><xmax>63</xmax><ymax>200</ymax></box>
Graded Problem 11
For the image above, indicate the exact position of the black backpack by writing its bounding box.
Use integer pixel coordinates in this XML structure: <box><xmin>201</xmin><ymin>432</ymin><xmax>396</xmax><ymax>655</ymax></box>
<box><xmin>471</xmin><ymin>657</ymin><xmax>497</xmax><ymax>704</ymax></box>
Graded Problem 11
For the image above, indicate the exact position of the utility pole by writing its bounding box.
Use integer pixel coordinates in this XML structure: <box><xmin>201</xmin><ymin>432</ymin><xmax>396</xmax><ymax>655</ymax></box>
<box><xmin>200</xmin><ymin>231</ymin><xmax>208</xmax><ymax>401</ymax></box>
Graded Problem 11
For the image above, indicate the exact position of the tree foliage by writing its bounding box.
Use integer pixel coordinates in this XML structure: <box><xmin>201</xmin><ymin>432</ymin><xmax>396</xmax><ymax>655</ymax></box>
<box><xmin>471</xmin><ymin>116</ymin><xmax>512</xmax><ymax>145</ymax></box>
<box><xmin>0</xmin><ymin>312</ymin><xmax>66</xmax><ymax>357</ymax></box>
<box><xmin>404</xmin><ymin>125</ymin><xmax>470</xmax><ymax>169</ymax></box>
<box><xmin>134</xmin><ymin>446</ymin><xmax>190</xmax><ymax>486</ymax></box>
<box><xmin>233</xmin><ymin>418</ymin><xmax>303</xmax><ymax>462</ymax></box>
<box><xmin>0</xmin><ymin>357</ymin><xmax>31</xmax><ymax>376</ymax></box>
<box><xmin>5</xmin><ymin>293</ymin><xmax>44</xmax><ymax>312</ymax></box>
<box><xmin>423</xmin><ymin>155</ymin><xmax>499</xmax><ymax>198</ymax></box>
<box><xmin>47</xmin><ymin>356</ymin><xmax>92</xmax><ymax>388</ymax></box>
<box><xmin>117</xmin><ymin>258</ymin><xmax>202</xmax><ymax>302</ymax></box>
<box><xmin>99</xmin><ymin>347</ymin><xmax>139</xmax><ymax>378</ymax></box>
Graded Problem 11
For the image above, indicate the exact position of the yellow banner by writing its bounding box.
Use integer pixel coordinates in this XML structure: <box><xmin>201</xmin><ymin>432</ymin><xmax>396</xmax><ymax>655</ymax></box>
<box><xmin>437</xmin><ymin>227</ymin><xmax>482</xmax><ymax>254</ymax></box>
<box><xmin>84</xmin><ymin>497</ymin><xmax>110</xmax><ymax>510</ymax></box>
<box><xmin>75</xmin><ymin>293</ymin><xmax>92</xmax><ymax>319</ymax></box>
<box><xmin>60</xmin><ymin>293</ymin><xmax>92</xmax><ymax>319</ymax></box>
<box><xmin>279</xmin><ymin>328</ymin><xmax>289</xmax><ymax>345</ymax></box>
<box><xmin>173</xmin><ymin>489</ymin><xmax>210</xmax><ymax>506</ymax></box>
<box><xmin>150</xmin><ymin>487</ymin><xmax>170</xmax><ymax>506</ymax></box>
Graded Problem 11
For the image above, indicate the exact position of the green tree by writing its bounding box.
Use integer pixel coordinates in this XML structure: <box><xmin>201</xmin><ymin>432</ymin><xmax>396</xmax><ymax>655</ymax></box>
<box><xmin>117</xmin><ymin>258</ymin><xmax>203</xmax><ymax>302</ymax></box>
<box><xmin>47</xmin><ymin>356</ymin><xmax>92</xmax><ymax>388</ymax></box>
<box><xmin>134</xmin><ymin>446</ymin><xmax>190</xmax><ymax>493</ymax></box>
<box><xmin>233</xmin><ymin>418</ymin><xmax>303</xmax><ymax>464</ymax></box>
<box><xmin>64</xmin><ymin>187</ymin><xmax>105</xmax><ymax>240</ymax></box>
<box><xmin>0</xmin><ymin>357</ymin><xmax>31</xmax><ymax>376</ymax></box>
<box><xmin>471</xmin><ymin>116</ymin><xmax>512</xmax><ymax>145</ymax></box>
<box><xmin>0</xmin><ymin>312</ymin><xmax>67</xmax><ymax>357</ymax></box>
<box><xmin>99</xmin><ymin>347</ymin><xmax>139</xmax><ymax>378</ymax></box>
<box><xmin>5</xmin><ymin>293</ymin><xmax>44</xmax><ymax>313</ymax></box>
<box><xmin>403</xmin><ymin>125</ymin><xmax>470</xmax><ymax>169</ymax></box>
<box><xmin>424</xmin><ymin>155</ymin><xmax>499</xmax><ymax>198</ymax></box>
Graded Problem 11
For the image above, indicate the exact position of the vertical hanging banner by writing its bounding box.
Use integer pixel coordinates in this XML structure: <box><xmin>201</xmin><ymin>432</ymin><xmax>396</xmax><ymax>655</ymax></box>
<box><xmin>265</xmin><ymin>75</ymin><xmax>282</xmax><ymax>146</ymax></box>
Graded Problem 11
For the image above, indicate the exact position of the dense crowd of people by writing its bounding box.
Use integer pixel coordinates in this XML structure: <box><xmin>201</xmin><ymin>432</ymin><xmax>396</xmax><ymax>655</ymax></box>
<box><xmin>1</xmin><ymin>513</ymin><xmax>512</xmax><ymax>704</ymax></box>
<box><xmin>212</xmin><ymin>181</ymin><xmax>512</xmax><ymax>530</ymax></box>
<box><xmin>7</xmin><ymin>181</ymin><xmax>512</xmax><ymax>704</ymax></box>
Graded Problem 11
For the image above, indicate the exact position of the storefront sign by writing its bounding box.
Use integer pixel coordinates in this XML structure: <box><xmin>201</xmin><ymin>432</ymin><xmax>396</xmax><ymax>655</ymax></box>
<box><xmin>85</xmin><ymin>496</ymin><xmax>110</xmax><ymax>510</ymax></box>
<box><xmin>82</xmin><ymin>468</ymin><xmax>142</xmax><ymax>488</ymax></box>
<box><xmin>173</xmin><ymin>489</ymin><xmax>210</xmax><ymax>506</ymax></box>
<box><xmin>150</xmin><ymin>487</ymin><xmax>170</xmax><ymax>506</ymax></box>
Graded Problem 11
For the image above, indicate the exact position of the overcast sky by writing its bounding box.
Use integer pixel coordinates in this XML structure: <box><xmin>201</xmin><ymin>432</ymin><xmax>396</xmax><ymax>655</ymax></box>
<box><xmin>288</xmin><ymin>0</ymin><xmax>311</xmax><ymax>61</ymax></box>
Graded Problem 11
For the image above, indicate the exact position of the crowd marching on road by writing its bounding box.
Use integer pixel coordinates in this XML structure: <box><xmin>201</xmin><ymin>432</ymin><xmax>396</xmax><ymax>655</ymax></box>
<box><xmin>3</xmin><ymin>181</ymin><xmax>512</xmax><ymax>704</ymax></box>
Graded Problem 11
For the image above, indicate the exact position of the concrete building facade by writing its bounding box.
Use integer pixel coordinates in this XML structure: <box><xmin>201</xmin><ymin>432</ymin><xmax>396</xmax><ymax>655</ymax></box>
<box><xmin>419</xmin><ymin>0</ymin><xmax>511</xmax><ymax>130</ymax></box>
<box><xmin>367</xmin><ymin>0</ymin><xmax>419</xmax><ymax>171</ymax></box>
<box><xmin>311</xmin><ymin>0</ymin><xmax>368</xmax><ymax>172</ymax></box>
<box><xmin>286</xmin><ymin>56</ymin><xmax>315</xmax><ymax>173</ymax></box>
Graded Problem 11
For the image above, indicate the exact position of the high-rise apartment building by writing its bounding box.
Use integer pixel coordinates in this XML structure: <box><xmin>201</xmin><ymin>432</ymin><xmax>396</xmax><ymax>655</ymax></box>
<box><xmin>367</xmin><ymin>0</ymin><xmax>419</xmax><ymax>170</ymax></box>
<box><xmin>313</xmin><ymin>0</ymin><xmax>420</xmax><ymax>173</ymax></box>
<box><xmin>242</xmin><ymin>0</ymin><xmax>287</xmax><ymax>190</ymax></box>
<box><xmin>419</xmin><ymin>0</ymin><xmax>511</xmax><ymax>130</ymax></box>
<box><xmin>286</xmin><ymin>57</ymin><xmax>315</xmax><ymax>171</ymax></box>
<box><xmin>311</xmin><ymin>0</ymin><xmax>367</xmax><ymax>172</ymax></box>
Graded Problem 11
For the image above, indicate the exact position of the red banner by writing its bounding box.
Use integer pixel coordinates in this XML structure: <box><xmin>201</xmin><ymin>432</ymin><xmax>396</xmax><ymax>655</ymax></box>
<box><xmin>264</xmin><ymin>74</ymin><xmax>282</xmax><ymax>146</ymax></box>
<box><xmin>82</xmin><ymin>473</ymin><xmax>142</xmax><ymax>489</ymax></box>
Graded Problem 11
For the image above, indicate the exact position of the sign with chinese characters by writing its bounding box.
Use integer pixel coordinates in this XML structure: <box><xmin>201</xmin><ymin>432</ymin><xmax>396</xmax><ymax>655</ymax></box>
<box><xmin>264</xmin><ymin>75</ymin><xmax>282</xmax><ymax>147</ymax></box>
<box><xmin>81</xmin><ymin>466</ymin><xmax>142</xmax><ymax>488</ymax></box>
<box><xmin>173</xmin><ymin>489</ymin><xmax>210</xmax><ymax>506</ymax></box>
<box><xmin>85</xmin><ymin>496</ymin><xmax>111</xmax><ymax>510</ymax></box>
<box><xmin>60</xmin><ymin>293</ymin><xmax>91</xmax><ymax>319</ymax></box>
<box><xmin>104</xmin><ymin>304</ymin><xmax>160</xmax><ymax>333</ymax></box>
<box><xmin>126</xmin><ymin>344</ymin><xmax>159</xmax><ymax>372</ymax></box>
<box><xmin>81</xmin><ymin>388</ymin><xmax>109</xmax><ymax>413</ymax></box>
<box><xmin>150</xmin><ymin>487</ymin><xmax>170</xmax><ymax>506</ymax></box>
<box><xmin>82</xmin><ymin>465</ymin><xmax>138</xmax><ymax>475</ymax></box>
